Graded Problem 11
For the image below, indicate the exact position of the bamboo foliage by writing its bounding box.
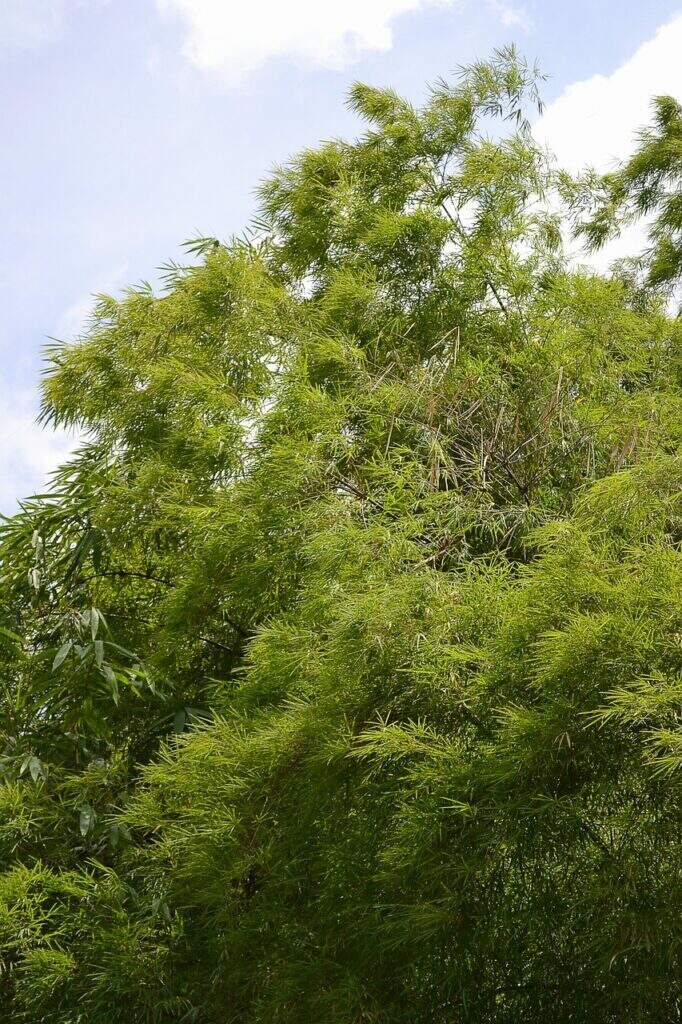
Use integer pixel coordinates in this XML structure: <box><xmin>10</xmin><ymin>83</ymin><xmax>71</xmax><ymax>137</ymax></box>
<box><xmin>0</xmin><ymin>50</ymin><xmax>680</xmax><ymax>1023</ymax></box>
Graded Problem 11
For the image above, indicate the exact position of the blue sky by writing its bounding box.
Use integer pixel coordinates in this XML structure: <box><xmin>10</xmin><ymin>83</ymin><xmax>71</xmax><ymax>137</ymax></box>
<box><xmin>1</xmin><ymin>0</ymin><xmax>681</xmax><ymax>511</ymax></box>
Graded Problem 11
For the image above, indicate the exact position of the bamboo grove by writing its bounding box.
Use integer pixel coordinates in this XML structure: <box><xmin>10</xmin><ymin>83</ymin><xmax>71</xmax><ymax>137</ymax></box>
<box><xmin>0</xmin><ymin>50</ymin><xmax>680</xmax><ymax>1023</ymax></box>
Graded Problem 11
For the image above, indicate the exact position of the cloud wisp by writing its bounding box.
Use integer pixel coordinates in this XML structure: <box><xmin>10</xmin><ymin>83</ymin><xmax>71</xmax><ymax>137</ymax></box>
<box><xmin>156</xmin><ymin>0</ymin><xmax>461</xmax><ymax>84</ymax></box>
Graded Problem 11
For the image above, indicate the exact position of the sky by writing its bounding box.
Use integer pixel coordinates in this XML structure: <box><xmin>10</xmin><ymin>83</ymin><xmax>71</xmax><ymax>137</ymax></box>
<box><xmin>1</xmin><ymin>0</ymin><xmax>681</xmax><ymax>512</ymax></box>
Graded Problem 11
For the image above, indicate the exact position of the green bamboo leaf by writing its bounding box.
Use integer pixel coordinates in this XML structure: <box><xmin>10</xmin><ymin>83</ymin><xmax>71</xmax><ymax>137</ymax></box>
<box><xmin>52</xmin><ymin>640</ymin><xmax>73</xmax><ymax>670</ymax></box>
<box><xmin>79</xmin><ymin>805</ymin><xmax>95</xmax><ymax>836</ymax></box>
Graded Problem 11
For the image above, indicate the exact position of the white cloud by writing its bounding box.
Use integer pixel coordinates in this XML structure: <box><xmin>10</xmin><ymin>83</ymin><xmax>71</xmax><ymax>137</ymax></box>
<box><xmin>0</xmin><ymin>389</ymin><xmax>75</xmax><ymax>515</ymax></box>
<box><xmin>156</xmin><ymin>0</ymin><xmax>459</xmax><ymax>83</ymax></box>
<box><xmin>534</xmin><ymin>13</ymin><xmax>682</xmax><ymax>272</ymax></box>
<box><xmin>535</xmin><ymin>14</ymin><xmax>682</xmax><ymax>175</ymax></box>
<box><xmin>486</xmin><ymin>0</ymin><xmax>527</xmax><ymax>29</ymax></box>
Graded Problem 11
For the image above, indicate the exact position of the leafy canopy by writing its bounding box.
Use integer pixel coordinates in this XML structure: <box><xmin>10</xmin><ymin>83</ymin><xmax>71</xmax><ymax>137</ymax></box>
<box><xmin>0</xmin><ymin>48</ymin><xmax>680</xmax><ymax>1024</ymax></box>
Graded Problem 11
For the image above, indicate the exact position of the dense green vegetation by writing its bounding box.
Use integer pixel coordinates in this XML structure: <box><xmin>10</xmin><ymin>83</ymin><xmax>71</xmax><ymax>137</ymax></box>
<box><xmin>0</xmin><ymin>51</ymin><xmax>680</xmax><ymax>1023</ymax></box>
